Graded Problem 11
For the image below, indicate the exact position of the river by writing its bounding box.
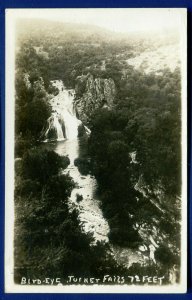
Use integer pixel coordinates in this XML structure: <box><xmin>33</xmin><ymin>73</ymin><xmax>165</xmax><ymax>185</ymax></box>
<box><xmin>40</xmin><ymin>80</ymin><xmax>144</xmax><ymax>268</ymax></box>
<box><xmin>40</xmin><ymin>137</ymin><xmax>110</xmax><ymax>243</ymax></box>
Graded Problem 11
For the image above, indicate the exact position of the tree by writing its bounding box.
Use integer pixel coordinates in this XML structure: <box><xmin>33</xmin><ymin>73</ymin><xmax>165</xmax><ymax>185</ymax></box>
<box><xmin>22</xmin><ymin>149</ymin><xmax>70</xmax><ymax>183</ymax></box>
<box><xmin>155</xmin><ymin>245</ymin><xmax>178</xmax><ymax>267</ymax></box>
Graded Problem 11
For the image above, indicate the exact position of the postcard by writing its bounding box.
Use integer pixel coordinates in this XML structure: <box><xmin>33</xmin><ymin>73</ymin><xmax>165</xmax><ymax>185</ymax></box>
<box><xmin>5</xmin><ymin>8</ymin><xmax>187</xmax><ymax>293</ymax></box>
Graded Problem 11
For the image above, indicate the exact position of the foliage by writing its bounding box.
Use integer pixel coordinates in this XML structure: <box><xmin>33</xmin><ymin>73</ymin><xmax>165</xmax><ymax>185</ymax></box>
<box><xmin>14</xmin><ymin>147</ymin><xmax>127</xmax><ymax>283</ymax></box>
<box><xmin>89</xmin><ymin>67</ymin><xmax>181</xmax><ymax>256</ymax></box>
<box><xmin>14</xmin><ymin>21</ymin><xmax>182</xmax><ymax>283</ymax></box>
<box><xmin>15</xmin><ymin>72</ymin><xmax>51</xmax><ymax>140</ymax></box>
<box><xmin>74</xmin><ymin>157</ymin><xmax>91</xmax><ymax>175</ymax></box>
<box><xmin>76</xmin><ymin>193</ymin><xmax>83</xmax><ymax>202</ymax></box>
<box><xmin>15</xmin><ymin>136</ymin><xmax>35</xmax><ymax>158</ymax></box>
<box><xmin>22</xmin><ymin>149</ymin><xmax>70</xmax><ymax>183</ymax></box>
<box><xmin>155</xmin><ymin>245</ymin><xmax>179</xmax><ymax>267</ymax></box>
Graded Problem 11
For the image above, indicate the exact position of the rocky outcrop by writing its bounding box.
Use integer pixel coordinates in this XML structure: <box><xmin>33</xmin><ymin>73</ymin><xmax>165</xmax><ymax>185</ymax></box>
<box><xmin>74</xmin><ymin>73</ymin><xmax>116</xmax><ymax>124</ymax></box>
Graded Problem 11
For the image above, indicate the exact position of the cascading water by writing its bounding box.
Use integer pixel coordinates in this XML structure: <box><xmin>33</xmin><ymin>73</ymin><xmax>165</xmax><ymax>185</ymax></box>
<box><xmin>39</xmin><ymin>79</ymin><xmax>145</xmax><ymax>267</ymax></box>
<box><xmin>52</xmin><ymin>113</ymin><xmax>64</xmax><ymax>140</ymax></box>
<box><xmin>55</xmin><ymin>116</ymin><xmax>65</xmax><ymax>140</ymax></box>
<box><xmin>40</xmin><ymin>79</ymin><xmax>110</xmax><ymax>242</ymax></box>
<box><xmin>41</xmin><ymin>80</ymin><xmax>82</xmax><ymax>142</ymax></box>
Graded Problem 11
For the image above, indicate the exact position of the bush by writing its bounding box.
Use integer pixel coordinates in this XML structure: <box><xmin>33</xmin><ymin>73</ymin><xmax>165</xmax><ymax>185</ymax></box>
<box><xmin>45</xmin><ymin>174</ymin><xmax>75</xmax><ymax>203</ymax></box>
<box><xmin>74</xmin><ymin>157</ymin><xmax>91</xmax><ymax>175</ymax></box>
<box><xmin>76</xmin><ymin>193</ymin><xmax>83</xmax><ymax>202</ymax></box>
<box><xmin>22</xmin><ymin>149</ymin><xmax>70</xmax><ymax>183</ymax></box>
<box><xmin>155</xmin><ymin>245</ymin><xmax>177</xmax><ymax>267</ymax></box>
<box><xmin>15</xmin><ymin>179</ymin><xmax>41</xmax><ymax>198</ymax></box>
<box><xmin>15</xmin><ymin>137</ymin><xmax>34</xmax><ymax>158</ymax></box>
<box><xmin>108</xmin><ymin>227</ymin><xmax>142</xmax><ymax>247</ymax></box>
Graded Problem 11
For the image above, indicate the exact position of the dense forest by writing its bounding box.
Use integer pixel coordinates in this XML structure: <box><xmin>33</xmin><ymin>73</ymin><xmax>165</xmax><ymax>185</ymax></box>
<box><xmin>14</xmin><ymin>19</ymin><xmax>181</xmax><ymax>285</ymax></box>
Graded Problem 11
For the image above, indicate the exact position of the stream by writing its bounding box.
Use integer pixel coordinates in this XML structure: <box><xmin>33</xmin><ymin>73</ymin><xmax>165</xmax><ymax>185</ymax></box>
<box><xmin>40</xmin><ymin>137</ymin><xmax>110</xmax><ymax>243</ymax></box>
<box><xmin>40</xmin><ymin>80</ymin><xmax>144</xmax><ymax>268</ymax></box>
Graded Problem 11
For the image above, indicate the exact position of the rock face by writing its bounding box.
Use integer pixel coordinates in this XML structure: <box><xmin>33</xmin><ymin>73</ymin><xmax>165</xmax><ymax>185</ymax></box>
<box><xmin>74</xmin><ymin>73</ymin><xmax>116</xmax><ymax>123</ymax></box>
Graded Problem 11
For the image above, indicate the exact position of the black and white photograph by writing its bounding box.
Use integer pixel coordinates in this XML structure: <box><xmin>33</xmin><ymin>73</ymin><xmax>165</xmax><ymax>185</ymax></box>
<box><xmin>5</xmin><ymin>8</ymin><xmax>187</xmax><ymax>293</ymax></box>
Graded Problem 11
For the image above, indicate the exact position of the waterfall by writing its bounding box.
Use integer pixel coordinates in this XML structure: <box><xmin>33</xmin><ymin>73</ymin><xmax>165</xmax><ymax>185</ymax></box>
<box><xmin>41</xmin><ymin>113</ymin><xmax>65</xmax><ymax>142</ymax></box>
<box><xmin>54</xmin><ymin>115</ymin><xmax>64</xmax><ymax>141</ymax></box>
<box><xmin>41</xmin><ymin>80</ymin><xmax>86</xmax><ymax>142</ymax></box>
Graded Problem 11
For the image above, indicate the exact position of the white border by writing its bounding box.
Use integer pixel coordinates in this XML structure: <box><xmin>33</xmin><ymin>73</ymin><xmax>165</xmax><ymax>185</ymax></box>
<box><xmin>5</xmin><ymin>8</ymin><xmax>187</xmax><ymax>293</ymax></box>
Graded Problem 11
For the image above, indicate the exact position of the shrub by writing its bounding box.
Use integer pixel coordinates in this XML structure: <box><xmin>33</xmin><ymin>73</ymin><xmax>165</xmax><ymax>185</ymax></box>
<box><xmin>155</xmin><ymin>245</ymin><xmax>177</xmax><ymax>267</ymax></box>
<box><xmin>74</xmin><ymin>157</ymin><xmax>91</xmax><ymax>175</ymax></box>
<box><xmin>15</xmin><ymin>137</ymin><xmax>33</xmax><ymax>158</ymax></box>
<box><xmin>45</xmin><ymin>174</ymin><xmax>75</xmax><ymax>203</ymax></box>
<box><xmin>76</xmin><ymin>193</ymin><xmax>83</xmax><ymax>202</ymax></box>
<box><xmin>22</xmin><ymin>149</ymin><xmax>70</xmax><ymax>183</ymax></box>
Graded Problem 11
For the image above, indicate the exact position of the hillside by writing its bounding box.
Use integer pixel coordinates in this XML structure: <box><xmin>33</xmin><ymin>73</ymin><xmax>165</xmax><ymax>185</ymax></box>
<box><xmin>126</xmin><ymin>44</ymin><xmax>180</xmax><ymax>74</ymax></box>
<box><xmin>14</xmin><ymin>19</ymin><xmax>182</xmax><ymax>285</ymax></box>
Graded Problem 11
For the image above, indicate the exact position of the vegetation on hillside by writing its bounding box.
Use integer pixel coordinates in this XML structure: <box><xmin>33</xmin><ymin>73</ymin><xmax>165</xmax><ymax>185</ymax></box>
<box><xmin>14</xmin><ymin>19</ymin><xmax>181</xmax><ymax>284</ymax></box>
<box><xmin>88</xmin><ymin>66</ymin><xmax>181</xmax><ymax>269</ymax></box>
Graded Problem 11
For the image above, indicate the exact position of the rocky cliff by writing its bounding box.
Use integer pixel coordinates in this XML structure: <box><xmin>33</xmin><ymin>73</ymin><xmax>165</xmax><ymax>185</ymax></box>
<box><xmin>74</xmin><ymin>73</ymin><xmax>116</xmax><ymax>124</ymax></box>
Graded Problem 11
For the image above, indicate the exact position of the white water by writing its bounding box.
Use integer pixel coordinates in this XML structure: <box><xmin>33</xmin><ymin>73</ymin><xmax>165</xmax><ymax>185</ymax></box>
<box><xmin>43</xmin><ymin>113</ymin><xmax>64</xmax><ymax>141</ymax></box>
<box><xmin>42</xmin><ymin>79</ymin><xmax>145</xmax><ymax>267</ymax></box>
<box><xmin>51</xmin><ymin>80</ymin><xmax>81</xmax><ymax>139</ymax></box>
<box><xmin>43</xmin><ymin>80</ymin><xmax>90</xmax><ymax>141</ymax></box>
<box><xmin>45</xmin><ymin>80</ymin><xmax>109</xmax><ymax>242</ymax></box>
<box><xmin>38</xmin><ymin>79</ymin><xmax>177</xmax><ymax>279</ymax></box>
<box><xmin>52</xmin><ymin>139</ymin><xmax>110</xmax><ymax>243</ymax></box>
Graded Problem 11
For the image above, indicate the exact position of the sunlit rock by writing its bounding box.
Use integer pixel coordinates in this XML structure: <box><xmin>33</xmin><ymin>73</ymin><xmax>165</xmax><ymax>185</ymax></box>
<box><xmin>74</xmin><ymin>73</ymin><xmax>116</xmax><ymax>124</ymax></box>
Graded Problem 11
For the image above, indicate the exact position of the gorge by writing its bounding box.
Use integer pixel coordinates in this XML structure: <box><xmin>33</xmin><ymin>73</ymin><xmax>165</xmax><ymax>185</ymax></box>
<box><xmin>40</xmin><ymin>80</ymin><xmax>110</xmax><ymax>243</ymax></box>
<box><xmin>14</xmin><ymin>20</ymin><xmax>181</xmax><ymax>285</ymax></box>
<box><xmin>39</xmin><ymin>79</ymin><xmax>160</xmax><ymax>269</ymax></box>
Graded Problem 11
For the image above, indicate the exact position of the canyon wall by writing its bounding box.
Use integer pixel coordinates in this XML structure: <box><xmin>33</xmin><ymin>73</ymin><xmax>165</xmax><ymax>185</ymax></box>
<box><xmin>74</xmin><ymin>73</ymin><xmax>116</xmax><ymax>124</ymax></box>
